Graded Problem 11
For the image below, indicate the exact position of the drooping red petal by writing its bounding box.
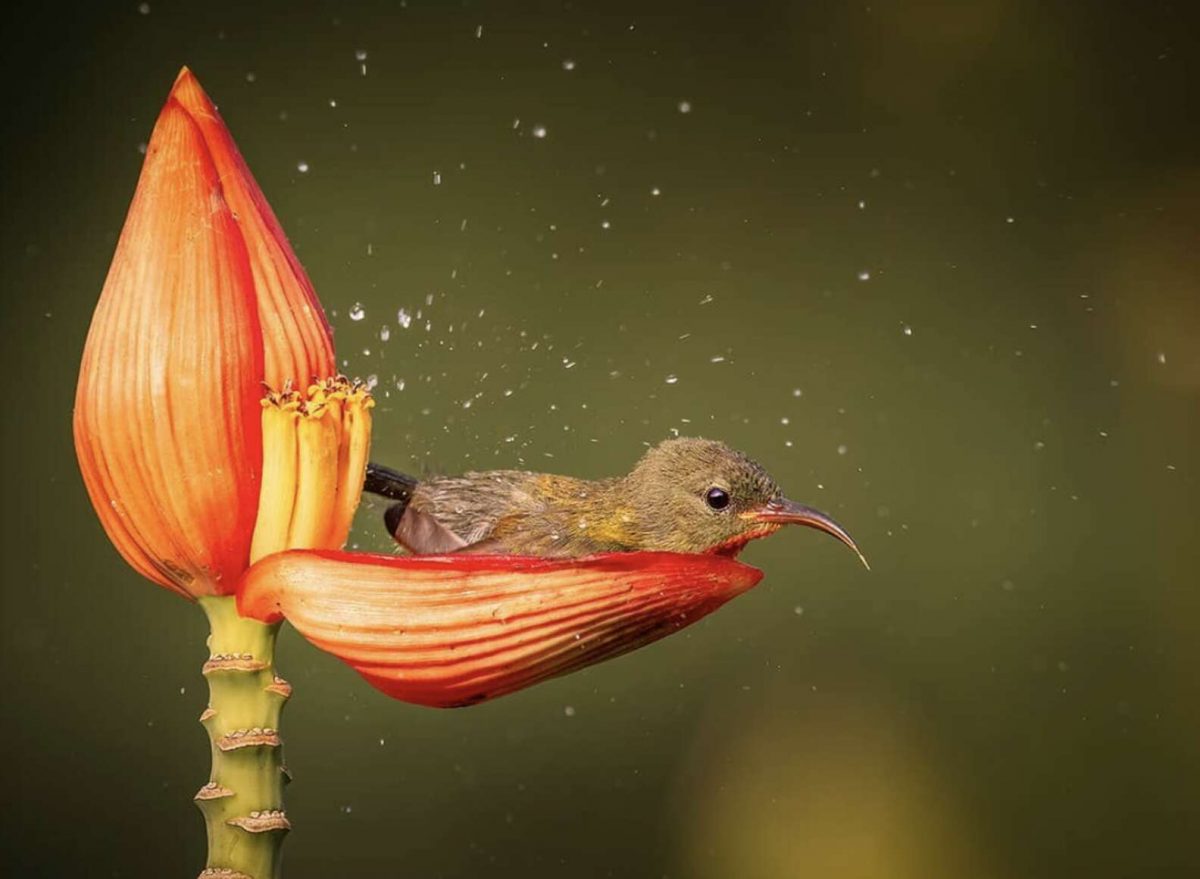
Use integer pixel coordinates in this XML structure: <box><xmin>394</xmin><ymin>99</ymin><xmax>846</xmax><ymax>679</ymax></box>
<box><xmin>238</xmin><ymin>551</ymin><xmax>763</xmax><ymax>707</ymax></box>
<box><xmin>73</xmin><ymin>98</ymin><xmax>264</xmax><ymax>598</ymax></box>
<box><xmin>169</xmin><ymin>68</ymin><xmax>334</xmax><ymax>389</ymax></box>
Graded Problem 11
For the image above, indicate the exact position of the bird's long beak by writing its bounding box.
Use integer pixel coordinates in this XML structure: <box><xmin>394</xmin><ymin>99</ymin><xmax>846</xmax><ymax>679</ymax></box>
<box><xmin>746</xmin><ymin>498</ymin><xmax>870</xmax><ymax>570</ymax></box>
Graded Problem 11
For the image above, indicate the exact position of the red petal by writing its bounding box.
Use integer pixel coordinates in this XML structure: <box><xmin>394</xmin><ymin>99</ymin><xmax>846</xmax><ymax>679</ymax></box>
<box><xmin>239</xmin><ymin>551</ymin><xmax>763</xmax><ymax>707</ymax></box>
<box><xmin>169</xmin><ymin>68</ymin><xmax>334</xmax><ymax>388</ymax></box>
<box><xmin>73</xmin><ymin>98</ymin><xmax>264</xmax><ymax>597</ymax></box>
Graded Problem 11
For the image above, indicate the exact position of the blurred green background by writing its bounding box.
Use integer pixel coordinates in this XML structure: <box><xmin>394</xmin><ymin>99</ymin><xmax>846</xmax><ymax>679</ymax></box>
<box><xmin>2</xmin><ymin>1</ymin><xmax>1197</xmax><ymax>876</ymax></box>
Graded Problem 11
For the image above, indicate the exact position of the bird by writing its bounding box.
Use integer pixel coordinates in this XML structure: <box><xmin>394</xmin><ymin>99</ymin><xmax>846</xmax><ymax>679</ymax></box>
<box><xmin>362</xmin><ymin>437</ymin><xmax>868</xmax><ymax>566</ymax></box>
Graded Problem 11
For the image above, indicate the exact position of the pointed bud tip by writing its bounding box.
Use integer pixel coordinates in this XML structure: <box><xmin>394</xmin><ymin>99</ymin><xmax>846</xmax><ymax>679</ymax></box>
<box><xmin>172</xmin><ymin>66</ymin><xmax>200</xmax><ymax>97</ymax></box>
<box><xmin>169</xmin><ymin>66</ymin><xmax>217</xmax><ymax>120</ymax></box>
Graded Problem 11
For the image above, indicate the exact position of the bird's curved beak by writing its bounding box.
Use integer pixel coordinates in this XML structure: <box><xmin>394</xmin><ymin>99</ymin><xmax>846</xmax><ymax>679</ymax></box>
<box><xmin>746</xmin><ymin>498</ymin><xmax>870</xmax><ymax>570</ymax></box>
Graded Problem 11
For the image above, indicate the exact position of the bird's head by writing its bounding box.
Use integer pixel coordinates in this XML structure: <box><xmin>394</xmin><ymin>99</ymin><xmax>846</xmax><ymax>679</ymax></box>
<box><xmin>618</xmin><ymin>437</ymin><xmax>868</xmax><ymax>565</ymax></box>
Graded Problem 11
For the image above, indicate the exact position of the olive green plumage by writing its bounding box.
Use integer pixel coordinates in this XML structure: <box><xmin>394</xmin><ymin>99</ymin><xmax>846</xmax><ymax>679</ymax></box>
<box><xmin>366</xmin><ymin>437</ymin><xmax>866</xmax><ymax>564</ymax></box>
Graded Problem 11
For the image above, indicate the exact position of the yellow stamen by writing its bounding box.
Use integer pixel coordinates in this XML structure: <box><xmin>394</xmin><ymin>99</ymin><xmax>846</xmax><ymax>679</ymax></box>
<box><xmin>287</xmin><ymin>401</ymin><xmax>339</xmax><ymax>549</ymax></box>
<box><xmin>249</xmin><ymin>377</ymin><xmax>373</xmax><ymax>562</ymax></box>
<box><xmin>248</xmin><ymin>392</ymin><xmax>300</xmax><ymax>564</ymax></box>
<box><xmin>327</xmin><ymin>385</ymin><xmax>374</xmax><ymax>547</ymax></box>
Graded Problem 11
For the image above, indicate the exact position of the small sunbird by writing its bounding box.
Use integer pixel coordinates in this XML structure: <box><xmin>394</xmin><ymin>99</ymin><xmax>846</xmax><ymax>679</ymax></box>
<box><xmin>363</xmin><ymin>437</ymin><xmax>868</xmax><ymax>567</ymax></box>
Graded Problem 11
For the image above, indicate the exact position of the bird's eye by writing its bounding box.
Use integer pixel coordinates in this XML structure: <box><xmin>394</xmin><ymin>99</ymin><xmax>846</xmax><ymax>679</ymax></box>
<box><xmin>705</xmin><ymin>487</ymin><xmax>731</xmax><ymax>510</ymax></box>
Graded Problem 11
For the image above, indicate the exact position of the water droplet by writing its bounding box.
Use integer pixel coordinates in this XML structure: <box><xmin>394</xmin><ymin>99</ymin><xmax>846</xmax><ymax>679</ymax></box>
<box><xmin>562</xmin><ymin>59</ymin><xmax>576</xmax><ymax>71</ymax></box>
<box><xmin>600</xmin><ymin>220</ymin><xmax>611</xmax><ymax>230</ymax></box>
<box><xmin>651</xmin><ymin>186</ymin><xmax>662</xmax><ymax>196</ymax></box>
<box><xmin>857</xmin><ymin>199</ymin><xmax>866</xmax><ymax>209</ymax></box>
<box><xmin>475</xmin><ymin>24</ymin><xmax>483</xmax><ymax>38</ymax></box>
<box><xmin>678</xmin><ymin>100</ymin><xmax>692</xmax><ymax>114</ymax></box>
<box><xmin>564</xmin><ymin>705</ymin><xmax>576</xmax><ymax>717</ymax></box>
<box><xmin>665</xmin><ymin>374</ymin><xmax>679</xmax><ymax>385</ymax></box>
<box><xmin>379</xmin><ymin>325</ymin><xmax>391</xmax><ymax>341</ymax></box>
<box><xmin>837</xmin><ymin>444</ymin><xmax>848</xmax><ymax>455</ymax></box>
<box><xmin>792</xmin><ymin>388</ymin><xmax>803</xmax><ymax>397</ymax></box>
<box><xmin>793</xmin><ymin>606</ymin><xmax>804</xmax><ymax>616</ymax></box>
<box><xmin>780</xmin><ymin>417</ymin><xmax>790</xmax><ymax>425</ymax></box>
<box><xmin>348</xmin><ymin>303</ymin><xmax>365</xmax><ymax>321</ymax></box>
<box><xmin>245</xmin><ymin>72</ymin><xmax>257</xmax><ymax>83</ymax></box>
<box><xmin>329</xmin><ymin>98</ymin><xmax>338</xmax><ymax>108</ymax></box>
<box><xmin>297</xmin><ymin>161</ymin><xmax>310</xmax><ymax>174</ymax></box>
<box><xmin>1005</xmin><ymin>216</ymin><xmax>1015</xmax><ymax>224</ymax></box>
<box><xmin>433</xmin><ymin>170</ymin><xmax>442</xmax><ymax>185</ymax></box>
<box><xmin>397</xmin><ymin>308</ymin><xmax>412</xmax><ymax>329</ymax></box>
<box><xmin>857</xmin><ymin>270</ymin><xmax>870</xmax><ymax>281</ymax></box>
<box><xmin>364</xmin><ymin>374</ymin><xmax>378</xmax><ymax>391</ymax></box>
<box><xmin>902</xmin><ymin>325</ymin><xmax>913</xmax><ymax>336</ymax></box>
<box><xmin>532</xmin><ymin>125</ymin><xmax>547</xmax><ymax>139</ymax></box>
<box><xmin>1156</xmin><ymin>351</ymin><xmax>1167</xmax><ymax>364</ymax></box>
<box><xmin>138</xmin><ymin>2</ymin><xmax>150</xmax><ymax>14</ymax></box>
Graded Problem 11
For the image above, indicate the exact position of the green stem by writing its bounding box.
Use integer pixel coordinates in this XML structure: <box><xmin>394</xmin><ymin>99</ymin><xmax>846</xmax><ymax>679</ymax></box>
<box><xmin>196</xmin><ymin>596</ymin><xmax>291</xmax><ymax>879</ymax></box>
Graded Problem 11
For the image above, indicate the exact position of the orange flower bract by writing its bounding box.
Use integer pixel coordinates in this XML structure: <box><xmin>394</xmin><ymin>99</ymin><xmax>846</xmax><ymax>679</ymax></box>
<box><xmin>73</xmin><ymin>69</ymin><xmax>336</xmax><ymax>598</ymax></box>
<box><xmin>238</xmin><ymin>550</ymin><xmax>764</xmax><ymax>707</ymax></box>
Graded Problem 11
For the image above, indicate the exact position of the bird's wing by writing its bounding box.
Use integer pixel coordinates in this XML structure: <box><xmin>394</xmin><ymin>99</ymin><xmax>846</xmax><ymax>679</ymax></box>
<box><xmin>398</xmin><ymin>472</ymin><xmax>537</xmax><ymax>554</ymax></box>
<box><xmin>394</xmin><ymin>506</ymin><xmax>470</xmax><ymax>554</ymax></box>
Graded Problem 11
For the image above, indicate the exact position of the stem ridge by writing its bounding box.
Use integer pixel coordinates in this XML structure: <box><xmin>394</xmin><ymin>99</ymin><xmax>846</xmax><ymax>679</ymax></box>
<box><xmin>198</xmin><ymin>596</ymin><xmax>289</xmax><ymax>879</ymax></box>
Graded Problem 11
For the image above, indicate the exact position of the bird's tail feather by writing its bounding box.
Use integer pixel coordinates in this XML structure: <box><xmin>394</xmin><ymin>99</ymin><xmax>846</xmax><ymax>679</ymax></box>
<box><xmin>364</xmin><ymin>462</ymin><xmax>421</xmax><ymax>540</ymax></box>
<box><xmin>364</xmin><ymin>462</ymin><xmax>419</xmax><ymax>501</ymax></box>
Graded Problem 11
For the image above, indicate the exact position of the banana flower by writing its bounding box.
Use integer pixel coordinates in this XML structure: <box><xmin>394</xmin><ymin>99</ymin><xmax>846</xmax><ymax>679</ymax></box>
<box><xmin>73</xmin><ymin>69</ymin><xmax>766</xmax><ymax>879</ymax></box>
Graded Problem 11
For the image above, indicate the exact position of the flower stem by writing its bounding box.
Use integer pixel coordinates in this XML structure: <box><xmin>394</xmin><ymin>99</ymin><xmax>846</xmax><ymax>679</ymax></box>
<box><xmin>196</xmin><ymin>596</ymin><xmax>291</xmax><ymax>879</ymax></box>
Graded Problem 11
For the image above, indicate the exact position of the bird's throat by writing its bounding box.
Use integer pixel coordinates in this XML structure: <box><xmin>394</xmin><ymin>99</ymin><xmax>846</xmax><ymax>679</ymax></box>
<box><xmin>707</xmin><ymin>523</ymin><xmax>783</xmax><ymax>557</ymax></box>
